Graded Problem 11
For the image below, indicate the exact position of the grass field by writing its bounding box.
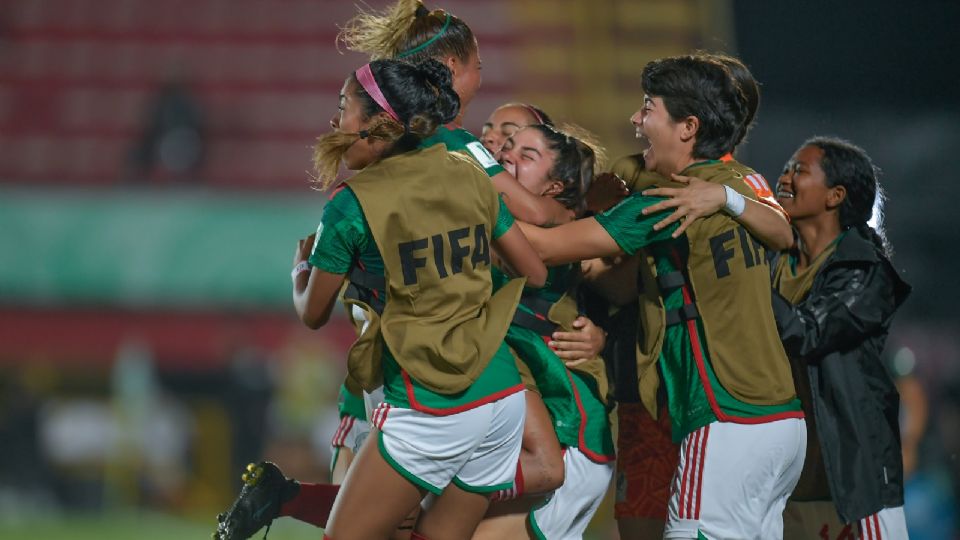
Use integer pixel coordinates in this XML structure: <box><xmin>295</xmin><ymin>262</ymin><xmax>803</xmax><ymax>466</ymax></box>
<box><xmin>0</xmin><ymin>511</ymin><xmax>324</xmax><ymax>540</ymax></box>
<box><xmin>0</xmin><ymin>508</ymin><xmax>617</xmax><ymax>539</ymax></box>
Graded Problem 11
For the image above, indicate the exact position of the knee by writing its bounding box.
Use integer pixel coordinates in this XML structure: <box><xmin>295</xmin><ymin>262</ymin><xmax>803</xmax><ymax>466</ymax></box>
<box><xmin>523</xmin><ymin>448</ymin><xmax>565</xmax><ymax>493</ymax></box>
<box><xmin>544</xmin><ymin>451</ymin><xmax>565</xmax><ymax>490</ymax></box>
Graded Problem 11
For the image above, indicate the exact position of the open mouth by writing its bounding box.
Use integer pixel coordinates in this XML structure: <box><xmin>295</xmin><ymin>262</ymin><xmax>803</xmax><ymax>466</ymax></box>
<box><xmin>776</xmin><ymin>189</ymin><xmax>795</xmax><ymax>199</ymax></box>
<box><xmin>501</xmin><ymin>160</ymin><xmax>516</xmax><ymax>177</ymax></box>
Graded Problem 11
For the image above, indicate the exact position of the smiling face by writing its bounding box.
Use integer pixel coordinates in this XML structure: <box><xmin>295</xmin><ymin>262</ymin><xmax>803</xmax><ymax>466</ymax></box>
<box><xmin>329</xmin><ymin>77</ymin><xmax>385</xmax><ymax>170</ymax></box>
<box><xmin>498</xmin><ymin>127</ymin><xmax>560</xmax><ymax>196</ymax></box>
<box><xmin>481</xmin><ymin>105</ymin><xmax>540</xmax><ymax>158</ymax></box>
<box><xmin>631</xmin><ymin>94</ymin><xmax>688</xmax><ymax>177</ymax></box>
<box><xmin>776</xmin><ymin>144</ymin><xmax>838</xmax><ymax>221</ymax></box>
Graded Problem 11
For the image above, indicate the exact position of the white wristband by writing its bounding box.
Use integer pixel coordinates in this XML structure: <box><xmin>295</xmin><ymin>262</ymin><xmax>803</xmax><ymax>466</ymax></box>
<box><xmin>291</xmin><ymin>260</ymin><xmax>311</xmax><ymax>281</ymax></box>
<box><xmin>722</xmin><ymin>185</ymin><xmax>746</xmax><ymax>217</ymax></box>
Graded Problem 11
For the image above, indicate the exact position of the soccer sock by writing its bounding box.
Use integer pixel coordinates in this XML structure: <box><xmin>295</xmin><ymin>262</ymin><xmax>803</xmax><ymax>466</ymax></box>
<box><xmin>279</xmin><ymin>482</ymin><xmax>340</xmax><ymax>528</ymax></box>
<box><xmin>489</xmin><ymin>460</ymin><xmax>524</xmax><ymax>501</ymax></box>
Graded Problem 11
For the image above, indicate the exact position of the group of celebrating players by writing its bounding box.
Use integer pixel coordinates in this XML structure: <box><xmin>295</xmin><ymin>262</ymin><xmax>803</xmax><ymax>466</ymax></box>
<box><xmin>212</xmin><ymin>1</ymin><xmax>912</xmax><ymax>539</ymax></box>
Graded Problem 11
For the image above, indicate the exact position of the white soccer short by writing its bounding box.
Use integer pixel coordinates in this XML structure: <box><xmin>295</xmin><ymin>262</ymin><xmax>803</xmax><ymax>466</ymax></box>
<box><xmin>784</xmin><ymin>501</ymin><xmax>909</xmax><ymax>540</ymax></box>
<box><xmin>330</xmin><ymin>414</ymin><xmax>371</xmax><ymax>455</ymax></box>
<box><xmin>529</xmin><ymin>446</ymin><xmax>614</xmax><ymax>540</ymax></box>
<box><xmin>665</xmin><ymin>418</ymin><xmax>807</xmax><ymax>540</ymax></box>
<box><xmin>374</xmin><ymin>391</ymin><xmax>525</xmax><ymax>495</ymax></box>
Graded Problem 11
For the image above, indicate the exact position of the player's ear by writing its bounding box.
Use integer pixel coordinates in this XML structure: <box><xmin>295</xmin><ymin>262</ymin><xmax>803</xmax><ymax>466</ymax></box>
<box><xmin>444</xmin><ymin>55</ymin><xmax>460</xmax><ymax>77</ymax></box>
<box><xmin>679</xmin><ymin>115</ymin><xmax>699</xmax><ymax>144</ymax></box>
<box><xmin>542</xmin><ymin>180</ymin><xmax>564</xmax><ymax>198</ymax></box>
<box><xmin>826</xmin><ymin>184</ymin><xmax>846</xmax><ymax>210</ymax></box>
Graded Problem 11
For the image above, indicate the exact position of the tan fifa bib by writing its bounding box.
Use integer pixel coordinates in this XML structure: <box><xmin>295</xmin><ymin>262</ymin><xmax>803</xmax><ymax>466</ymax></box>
<box><xmin>678</xmin><ymin>162</ymin><xmax>796</xmax><ymax>405</ymax></box>
<box><xmin>346</xmin><ymin>145</ymin><xmax>524</xmax><ymax>394</ymax></box>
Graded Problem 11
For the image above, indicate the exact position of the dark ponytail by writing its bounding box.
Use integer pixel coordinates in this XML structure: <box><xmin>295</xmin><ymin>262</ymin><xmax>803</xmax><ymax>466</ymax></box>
<box><xmin>412</xmin><ymin>58</ymin><xmax>460</xmax><ymax>126</ymax></box>
<box><xmin>311</xmin><ymin>58</ymin><xmax>460</xmax><ymax>188</ymax></box>
<box><xmin>804</xmin><ymin>136</ymin><xmax>892</xmax><ymax>257</ymax></box>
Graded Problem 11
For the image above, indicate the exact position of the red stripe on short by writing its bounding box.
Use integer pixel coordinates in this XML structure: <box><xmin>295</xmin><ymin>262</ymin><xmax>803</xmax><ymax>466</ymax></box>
<box><xmin>377</xmin><ymin>404</ymin><xmax>390</xmax><ymax>430</ymax></box>
<box><xmin>694</xmin><ymin>424</ymin><xmax>709</xmax><ymax>519</ymax></box>
<box><xmin>679</xmin><ymin>430</ymin><xmax>693</xmax><ymax>518</ymax></box>
<box><xmin>684</xmin><ymin>428</ymin><xmax>701</xmax><ymax>518</ymax></box>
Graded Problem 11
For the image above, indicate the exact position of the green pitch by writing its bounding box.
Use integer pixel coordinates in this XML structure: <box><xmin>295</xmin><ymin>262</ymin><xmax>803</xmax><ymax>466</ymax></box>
<box><xmin>0</xmin><ymin>511</ymin><xmax>322</xmax><ymax>540</ymax></box>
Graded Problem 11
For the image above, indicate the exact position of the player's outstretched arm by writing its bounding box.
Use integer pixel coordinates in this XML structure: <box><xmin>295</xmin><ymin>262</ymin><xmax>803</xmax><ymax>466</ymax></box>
<box><xmin>492</xmin><ymin>169</ymin><xmax>575</xmax><ymax>227</ymax></box>
<box><xmin>517</xmin><ymin>219</ymin><xmax>623</xmax><ymax>266</ymax></box>
<box><xmin>641</xmin><ymin>174</ymin><xmax>794</xmax><ymax>250</ymax></box>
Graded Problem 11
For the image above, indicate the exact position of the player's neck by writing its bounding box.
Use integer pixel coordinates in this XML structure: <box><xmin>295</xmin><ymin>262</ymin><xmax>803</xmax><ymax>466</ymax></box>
<box><xmin>450</xmin><ymin>110</ymin><xmax>465</xmax><ymax>129</ymax></box>
<box><xmin>660</xmin><ymin>151</ymin><xmax>698</xmax><ymax>178</ymax></box>
<box><xmin>794</xmin><ymin>216</ymin><xmax>842</xmax><ymax>269</ymax></box>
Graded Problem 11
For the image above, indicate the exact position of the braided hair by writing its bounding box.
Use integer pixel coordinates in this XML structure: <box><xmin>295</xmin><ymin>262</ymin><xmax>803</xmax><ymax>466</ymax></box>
<box><xmin>804</xmin><ymin>136</ymin><xmax>892</xmax><ymax>256</ymax></box>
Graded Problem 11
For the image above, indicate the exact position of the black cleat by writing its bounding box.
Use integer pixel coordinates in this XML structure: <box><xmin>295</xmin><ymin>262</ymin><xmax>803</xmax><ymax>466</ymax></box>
<box><xmin>214</xmin><ymin>462</ymin><xmax>300</xmax><ymax>540</ymax></box>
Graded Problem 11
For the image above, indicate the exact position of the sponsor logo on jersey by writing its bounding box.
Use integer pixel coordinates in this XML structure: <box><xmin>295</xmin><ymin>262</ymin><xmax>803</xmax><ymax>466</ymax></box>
<box><xmin>466</xmin><ymin>141</ymin><xmax>499</xmax><ymax>169</ymax></box>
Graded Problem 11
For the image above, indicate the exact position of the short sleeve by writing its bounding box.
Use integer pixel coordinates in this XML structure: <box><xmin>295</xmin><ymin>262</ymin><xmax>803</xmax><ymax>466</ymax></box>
<box><xmin>593</xmin><ymin>193</ymin><xmax>679</xmax><ymax>255</ymax></box>
<box><xmin>422</xmin><ymin>127</ymin><xmax>505</xmax><ymax>178</ymax></box>
<box><xmin>308</xmin><ymin>189</ymin><xmax>367</xmax><ymax>274</ymax></box>
<box><xmin>732</xmin><ymin>172</ymin><xmax>789</xmax><ymax>220</ymax></box>
<box><xmin>493</xmin><ymin>194</ymin><xmax>515</xmax><ymax>239</ymax></box>
<box><xmin>463</xmin><ymin>141</ymin><xmax>506</xmax><ymax>177</ymax></box>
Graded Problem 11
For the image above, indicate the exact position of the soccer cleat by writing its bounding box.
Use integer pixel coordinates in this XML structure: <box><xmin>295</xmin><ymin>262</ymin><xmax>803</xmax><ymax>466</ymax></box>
<box><xmin>214</xmin><ymin>462</ymin><xmax>300</xmax><ymax>540</ymax></box>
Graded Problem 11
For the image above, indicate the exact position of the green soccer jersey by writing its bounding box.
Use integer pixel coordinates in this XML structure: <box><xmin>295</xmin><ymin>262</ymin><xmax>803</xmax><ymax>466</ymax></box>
<box><xmin>491</xmin><ymin>264</ymin><xmax>615</xmax><ymax>460</ymax></box>
<box><xmin>337</xmin><ymin>382</ymin><xmax>367</xmax><ymax>420</ymax></box>
<box><xmin>595</xmin><ymin>190</ymin><xmax>801</xmax><ymax>441</ymax></box>
<box><xmin>310</xmin><ymin>187</ymin><xmax>519</xmax><ymax>412</ymax></box>
<box><xmin>421</xmin><ymin>125</ymin><xmax>505</xmax><ymax>178</ymax></box>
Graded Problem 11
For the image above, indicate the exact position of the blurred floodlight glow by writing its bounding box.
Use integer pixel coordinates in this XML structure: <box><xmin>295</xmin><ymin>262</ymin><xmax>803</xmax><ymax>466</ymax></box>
<box><xmin>893</xmin><ymin>346</ymin><xmax>916</xmax><ymax>377</ymax></box>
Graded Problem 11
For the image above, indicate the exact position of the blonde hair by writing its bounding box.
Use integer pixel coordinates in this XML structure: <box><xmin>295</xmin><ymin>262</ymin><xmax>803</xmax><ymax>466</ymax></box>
<box><xmin>557</xmin><ymin>122</ymin><xmax>608</xmax><ymax>176</ymax></box>
<box><xmin>338</xmin><ymin>0</ymin><xmax>475</xmax><ymax>63</ymax></box>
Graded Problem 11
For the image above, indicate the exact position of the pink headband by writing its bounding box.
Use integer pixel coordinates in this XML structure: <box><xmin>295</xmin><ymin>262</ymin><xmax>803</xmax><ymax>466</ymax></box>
<box><xmin>355</xmin><ymin>63</ymin><xmax>400</xmax><ymax>123</ymax></box>
<box><xmin>522</xmin><ymin>104</ymin><xmax>544</xmax><ymax>125</ymax></box>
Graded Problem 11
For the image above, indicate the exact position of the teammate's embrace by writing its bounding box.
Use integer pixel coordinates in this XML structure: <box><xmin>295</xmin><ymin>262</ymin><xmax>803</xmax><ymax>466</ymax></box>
<box><xmin>215</xmin><ymin>57</ymin><xmax>546</xmax><ymax>540</ymax></box>
<box><xmin>519</xmin><ymin>55</ymin><xmax>806</xmax><ymax>540</ymax></box>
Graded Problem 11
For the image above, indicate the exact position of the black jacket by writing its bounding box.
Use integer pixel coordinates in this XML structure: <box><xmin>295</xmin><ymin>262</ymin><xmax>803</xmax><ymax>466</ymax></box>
<box><xmin>771</xmin><ymin>227</ymin><xmax>911</xmax><ymax>523</ymax></box>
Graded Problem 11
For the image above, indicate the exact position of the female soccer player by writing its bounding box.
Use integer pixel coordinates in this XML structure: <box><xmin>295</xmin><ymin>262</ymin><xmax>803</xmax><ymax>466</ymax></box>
<box><xmin>645</xmin><ymin>136</ymin><xmax>912</xmax><ymax>539</ymax></box>
<box><xmin>474</xmin><ymin>123</ymin><xmax>615</xmax><ymax>540</ymax></box>
<box><xmin>480</xmin><ymin>103</ymin><xmax>554</xmax><ymax>159</ymax></box>
<box><xmin>215</xmin><ymin>58</ymin><xmax>546</xmax><ymax>540</ymax></box>
<box><xmin>519</xmin><ymin>55</ymin><xmax>806</xmax><ymax>540</ymax></box>
<box><xmin>308</xmin><ymin>57</ymin><xmax>546</xmax><ymax>540</ymax></box>
<box><xmin>336</xmin><ymin>7</ymin><xmax>604</xmax><ymax>477</ymax></box>
<box><xmin>601</xmin><ymin>52</ymin><xmax>793</xmax><ymax>540</ymax></box>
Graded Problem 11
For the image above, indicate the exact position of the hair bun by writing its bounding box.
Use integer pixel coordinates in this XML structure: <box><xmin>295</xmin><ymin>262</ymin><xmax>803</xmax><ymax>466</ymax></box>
<box><xmin>415</xmin><ymin>59</ymin><xmax>460</xmax><ymax>124</ymax></box>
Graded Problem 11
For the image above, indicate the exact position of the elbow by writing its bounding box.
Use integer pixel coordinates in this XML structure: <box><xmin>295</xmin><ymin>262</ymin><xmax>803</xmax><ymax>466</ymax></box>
<box><xmin>526</xmin><ymin>266</ymin><xmax>548</xmax><ymax>288</ymax></box>
<box><xmin>528</xmin><ymin>207</ymin><xmax>553</xmax><ymax>228</ymax></box>
<box><xmin>518</xmin><ymin>203</ymin><xmax>556</xmax><ymax>228</ymax></box>
<box><xmin>773</xmin><ymin>228</ymin><xmax>795</xmax><ymax>251</ymax></box>
<box><xmin>760</xmin><ymin>225</ymin><xmax>795</xmax><ymax>252</ymax></box>
<box><xmin>300</xmin><ymin>309</ymin><xmax>330</xmax><ymax>330</ymax></box>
